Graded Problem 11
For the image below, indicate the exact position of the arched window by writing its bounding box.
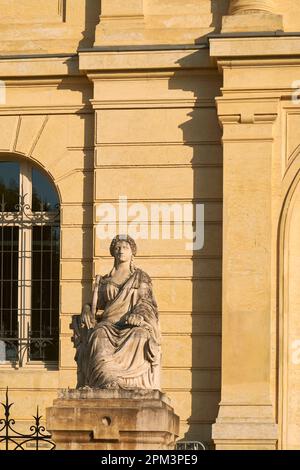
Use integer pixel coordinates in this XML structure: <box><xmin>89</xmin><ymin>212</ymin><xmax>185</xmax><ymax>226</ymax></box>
<box><xmin>0</xmin><ymin>159</ymin><xmax>60</xmax><ymax>366</ymax></box>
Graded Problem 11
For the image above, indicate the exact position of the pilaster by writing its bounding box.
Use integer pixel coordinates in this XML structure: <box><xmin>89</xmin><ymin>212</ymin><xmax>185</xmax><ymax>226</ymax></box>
<box><xmin>213</xmin><ymin>109</ymin><xmax>278</xmax><ymax>449</ymax></box>
<box><xmin>210</xmin><ymin>36</ymin><xmax>286</xmax><ymax>450</ymax></box>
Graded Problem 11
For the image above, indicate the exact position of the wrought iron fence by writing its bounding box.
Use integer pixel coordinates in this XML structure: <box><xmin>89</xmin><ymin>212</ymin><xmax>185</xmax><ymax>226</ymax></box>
<box><xmin>0</xmin><ymin>388</ymin><xmax>55</xmax><ymax>450</ymax></box>
<box><xmin>175</xmin><ymin>440</ymin><xmax>206</xmax><ymax>450</ymax></box>
<box><xmin>0</xmin><ymin>388</ymin><xmax>208</xmax><ymax>451</ymax></box>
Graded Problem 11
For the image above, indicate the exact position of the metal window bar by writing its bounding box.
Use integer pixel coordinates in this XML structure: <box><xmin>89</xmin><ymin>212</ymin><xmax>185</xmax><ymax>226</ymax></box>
<box><xmin>39</xmin><ymin>224</ymin><xmax>43</xmax><ymax>354</ymax></box>
<box><xmin>49</xmin><ymin>224</ymin><xmax>53</xmax><ymax>336</ymax></box>
<box><xmin>0</xmin><ymin>227</ymin><xmax>2</xmax><ymax>334</ymax></box>
<box><xmin>10</xmin><ymin>227</ymin><xmax>14</xmax><ymax>340</ymax></box>
<box><xmin>0</xmin><ymin>194</ymin><xmax>60</xmax><ymax>367</ymax></box>
<box><xmin>31</xmin><ymin>225</ymin><xmax>59</xmax><ymax>361</ymax></box>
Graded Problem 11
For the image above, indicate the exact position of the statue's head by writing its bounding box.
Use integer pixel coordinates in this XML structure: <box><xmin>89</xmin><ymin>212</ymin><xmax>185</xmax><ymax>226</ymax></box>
<box><xmin>110</xmin><ymin>234</ymin><xmax>137</xmax><ymax>265</ymax></box>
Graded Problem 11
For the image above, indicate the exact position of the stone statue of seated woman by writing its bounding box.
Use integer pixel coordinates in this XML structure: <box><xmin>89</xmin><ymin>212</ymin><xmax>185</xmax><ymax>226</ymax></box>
<box><xmin>71</xmin><ymin>234</ymin><xmax>161</xmax><ymax>390</ymax></box>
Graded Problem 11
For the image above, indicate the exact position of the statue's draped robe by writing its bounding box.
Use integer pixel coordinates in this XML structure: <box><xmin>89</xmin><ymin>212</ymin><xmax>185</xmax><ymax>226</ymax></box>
<box><xmin>86</xmin><ymin>268</ymin><xmax>161</xmax><ymax>389</ymax></box>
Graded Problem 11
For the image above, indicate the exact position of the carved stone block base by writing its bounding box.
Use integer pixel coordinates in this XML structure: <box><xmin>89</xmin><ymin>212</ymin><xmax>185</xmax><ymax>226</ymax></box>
<box><xmin>213</xmin><ymin>405</ymin><xmax>278</xmax><ymax>450</ymax></box>
<box><xmin>222</xmin><ymin>12</ymin><xmax>283</xmax><ymax>33</ymax></box>
<box><xmin>46</xmin><ymin>389</ymin><xmax>180</xmax><ymax>450</ymax></box>
<box><xmin>213</xmin><ymin>422</ymin><xmax>278</xmax><ymax>450</ymax></box>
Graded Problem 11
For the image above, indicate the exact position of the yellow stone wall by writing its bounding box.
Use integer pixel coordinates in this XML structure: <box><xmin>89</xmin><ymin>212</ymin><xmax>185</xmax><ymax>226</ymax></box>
<box><xmin>2</xmin><ymin>0</ymin><xmax>300</xmax><ymax>450</ymax></box>
<box><xmin>0</xmin><ymin>0</ymin><xmax>299</xmax><ymax>54</ymax></box>
<box><xmin>0</xmin><ymin>75</ymin><xmax>94</xmax><ymax>440</ymax></box>
<box><xmin>0</xmin><ymin>0</ymin><xmax>225</xmax><ymax>448</ymax></box>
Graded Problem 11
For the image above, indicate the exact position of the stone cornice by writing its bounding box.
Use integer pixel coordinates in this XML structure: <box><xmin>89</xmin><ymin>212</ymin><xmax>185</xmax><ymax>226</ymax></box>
<box><xmin>79</xmin><ymin>47</ymin><xmax>212</xmax><ymax>73</ymax></box>
<box><xmin>210</xmin><ymin>36</ymin><xmax>300</xmax><ymax>59</ymax></box>
<box><xmin>0</xmin><ymin>55</ymin><xmax>79</xmax><ymax>77</ymax></box>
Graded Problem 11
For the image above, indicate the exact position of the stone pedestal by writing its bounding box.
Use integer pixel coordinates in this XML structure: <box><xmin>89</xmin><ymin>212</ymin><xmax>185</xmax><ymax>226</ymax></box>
<box><xmin>46</xmin><ymin>389</ymin><xmax>179</xmax><ymax>450</ymax></box>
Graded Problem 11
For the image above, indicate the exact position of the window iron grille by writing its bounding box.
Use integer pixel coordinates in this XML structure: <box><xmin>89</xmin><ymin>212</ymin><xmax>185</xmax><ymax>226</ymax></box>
<box><xmin>0</xmin><ymin>193</ymin><xmax>60</xmax><ymax>367</ymax></box>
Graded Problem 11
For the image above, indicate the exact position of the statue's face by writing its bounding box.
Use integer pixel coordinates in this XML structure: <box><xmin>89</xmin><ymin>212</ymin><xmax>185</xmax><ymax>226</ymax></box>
<box><xmin>114</xmin><ymin>241</ymin><xmax>132</xmax><ymax>263</ymax></box>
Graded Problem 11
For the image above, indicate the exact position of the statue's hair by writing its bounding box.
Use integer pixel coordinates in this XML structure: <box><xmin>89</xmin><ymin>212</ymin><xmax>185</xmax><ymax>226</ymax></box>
<box><xmin>109</xmin><ymin>234</ymin><xmax>137</xmax><ymax>257</ymax></box>
<box><xmin>129</xmin><ymin>256</ymin><xmax>136</xmax><ymax>274</ymax></box>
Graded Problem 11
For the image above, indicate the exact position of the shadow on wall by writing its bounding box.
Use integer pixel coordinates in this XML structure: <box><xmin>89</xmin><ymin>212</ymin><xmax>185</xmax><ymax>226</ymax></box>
<box><xmin>78</xmin><ymin>0</ymin><xmax>101</xmax><ymax>49</ymax></box>
<box><xmin>211</xmin><ymin>0</ymin><xmax>230</xmax><ymax>33</ymax></box>
<box><xmin>76</xmin><ymin>0</ymin><xmax>101</xmax><ymax>303</ymax></box>
<box><xmin>57</xmin><ymin>0</ymin><xmax>101</xmax><ymax>308</ymax></box>
<box><xmin>56</xmin><ymin>74</ymin><xmax>95</xmax><ymax>314</ymax></box>
<box><xmin>168</xmin><ymin>41</ymin><xmax>223</xmax><ymax>447</ymax></box>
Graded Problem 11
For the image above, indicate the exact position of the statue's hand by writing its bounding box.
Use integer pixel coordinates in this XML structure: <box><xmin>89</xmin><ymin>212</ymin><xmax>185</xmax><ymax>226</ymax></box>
<box><xmin>126</xmin><ymin>313</ymin><xmax>143</xmax><ymax>326</ymax></box>
<box><xmin>80</xmin><ymin>303</ymin><xmax>95</xmax><ymax>329</ymax></box>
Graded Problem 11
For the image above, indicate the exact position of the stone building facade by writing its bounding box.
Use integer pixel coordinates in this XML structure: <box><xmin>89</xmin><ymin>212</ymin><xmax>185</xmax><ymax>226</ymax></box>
<box><xmin>0</xmin><ymin>0</ymin><xmax>300</xmax><ymax>450</ymax></box>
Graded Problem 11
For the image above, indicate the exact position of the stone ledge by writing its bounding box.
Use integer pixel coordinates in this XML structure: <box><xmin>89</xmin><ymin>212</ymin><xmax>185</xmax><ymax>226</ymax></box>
<box><xmin>79</xmin><ymin>47</ymin><xmax>211</xmax><ymax>73</ymax></box>
<box><xmin>210</xmin><ymin>36</ymin><xmax>300</xmax><ymax>58</ymax></box>
<box><xmin>58</xmin><ymin>387</ymin><xmax>171</xmax><ymax>405</ymax></box>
